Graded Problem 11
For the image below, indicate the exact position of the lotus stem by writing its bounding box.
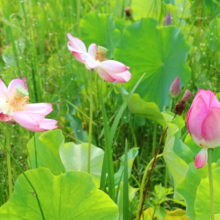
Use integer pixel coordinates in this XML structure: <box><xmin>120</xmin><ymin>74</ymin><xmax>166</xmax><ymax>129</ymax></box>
<box><xmin>208</xmin><ymin>148</ymin><xmax>215</xmax><ymax>220</ymax></box>
<box><xmin>6</xmin><ymin>124</ymin><xmax>12</xmax><ymax>197</ymax></box>
<box><xmin>88</xmin><ymin>70</ymin><xmax>94</xmax><ymax>174</ymax></box>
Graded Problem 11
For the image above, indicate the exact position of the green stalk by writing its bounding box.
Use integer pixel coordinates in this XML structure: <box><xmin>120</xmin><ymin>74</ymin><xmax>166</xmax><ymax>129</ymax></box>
<box><xmin>100</xmin><ymin>74</ymin><xmax>145</xmax><ymax>195</ymax></box>
<box><xmin>6</xmin><ymin>124</ymin><xmax>12</xmax><ymax>197</ymax></box>
<box><xmin>123</xmin><ymin>140</ymin><xmax>129</xmax><ymax>220</ymax></box>
<box><xmin>164</xmin><ymin>165</ymin><xmax>168</xmax><ymax>188</ymax></box>
<box><xmin>131</xmin><ymin>122</ymin><xmax>141</xmax><ymax>184</ymax></box>
<box><xmin>88</xmin><ymin>71</ymin><xmax>94</xmax><ymax>174</ymax></box>
<box><xmin>136</xmin><ymin>153</ymin><xmax>163</xmax><ymax>220</ymax></box>
<box><xmin>164</xmin><ymin>99</ymin><xmax>173</xmax><ymax>188</ymax></box>
<box><xmin>208</xmin><ymin>148</ymin><xmax>215</xmax><ymax>220</ymax></box>
<box><xmin>152</xmin><ymin>122</ymin><xmax>157</xmax><ymax>157</ymax></box>
<box><xmin>0</xmin><ymin>139</ymin><xmax>45</xmax><ymax>220</ymax></box>
<box><xmin>34</xmin><ymin>133</ymin><xmax>38</xmax><ymax>168</ymax></box>
<box><xmin>99</xmin><ymin>84</ymin><xmax>115</xmax><ymax>201</ymax></box>
<box><xmin>76</xmin><ymin>0</ymin><xmax>81</xmax><ymax>37</ymax></box>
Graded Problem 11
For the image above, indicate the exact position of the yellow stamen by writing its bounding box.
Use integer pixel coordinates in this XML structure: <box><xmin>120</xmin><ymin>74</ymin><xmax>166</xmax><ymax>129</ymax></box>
<box><xmin>95</xmin><ymin>46</ymin><xmax>108</xmax><ymax>61</ymax></box>
<box><xmin>4</xmin><ymin>90</ymin><xmax>29</xmax><ymax>115</ymax></box>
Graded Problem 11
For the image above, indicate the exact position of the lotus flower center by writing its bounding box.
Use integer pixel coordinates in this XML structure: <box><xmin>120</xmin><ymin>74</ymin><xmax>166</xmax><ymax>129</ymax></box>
<box><xmin>1</xmin><ymin>86</ymin><xmax>29</xmax><ymax>116</ymax></box>
<box><xmin>95</xmin><ymin>46</ymin><xmax>108</xmax><ymax>61</ymax></box>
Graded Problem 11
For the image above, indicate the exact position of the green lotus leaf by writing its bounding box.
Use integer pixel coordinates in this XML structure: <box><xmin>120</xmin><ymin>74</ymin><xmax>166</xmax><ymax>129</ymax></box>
<box><xmin>114</xmin><ymin>85</ymin><xmax>164</xmax><ymax>125</ymax></box>
<box><xmin>27</xmin><ymin>129</ymin><xmax>65</xmax><ymax>175</ymax></box>
<box><xmin>162</xmin><ymin>113</ymin><xmax>189</xmax><ymax>199</ymax></box>
<box><xmin>80</xmin><ymin>12</ymin><xmax>120</xmax><ymax>58</ymax></box>
<box><xmin>128</xmin><ymin>93</ymin><xmax>165</xmax><ymax>125</ymax></box>
<box><xmin>195</xmin><ymin>167</ymin><xmax>220</xmax><ymax>220</ymax></box>
<box><xmin>59</xmin><ymin>142</ymin><xmax>104</xmax><ymax>187</ymax></box>
<box><xmin>131</xmin><ymin>0</ymin><xmax>161</xmax><ymax>21</ymax></box>
<box><xmin>176</xmin><ymin>162</ymin><xmax>218</xmax><ymax>220</ymax></box>
<box><xmin>0</xmin><ymin>168</ymin><xmax>118</xmax><ymax>220</ymax></box>
<box><xmin>114</xmin><ymin>18</ymin><xmax>191</xmax><ymax>109</ymax></box>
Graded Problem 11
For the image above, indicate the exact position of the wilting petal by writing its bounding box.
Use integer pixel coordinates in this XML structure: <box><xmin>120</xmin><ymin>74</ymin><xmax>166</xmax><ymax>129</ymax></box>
<box><xmin>67</xmin><ymin>33</ymin><xmax>86</xmax><ymax>52</ymax></box>
<box><xmin>201</xmin><ymin>107</ymin><xmax>220</xmax><ymax>148</ymax></box>
<box><xmin>95</xmin><ymin>67</ymin><xmax>115</xmax><ymax>82</ymax></box>
<box><xmin>182</xmin><ymin>89</ymin><xmax>193</xmax><ymax>103</ymax></box>
<box><xmin>88</xmin><ymin>43</ymin><xmax>97</xmax><ymax>59</ymax></box>
<box><xmin>109</xmin><ymin>71</ymin><xmax>132</xmax><ymax>83</ymax></box>
<box><xmin>195</xmin><ymin>148</ymin><xmax>208</xmax><ymax>169</ymax></box>
<box><xmin>81</xmin><ymin>53</ymin><xmax>100</xmax><ymax>69</ymax></box>
<box><xmin>26</xmin><ymin>103</ymin><xmax>53</xmax><ymax>115</ymax></box>
<box><xmin>0</xmin><ymin>113</ymin><xmax>12</xmax><ymax>122</ymax></box>
<box><xmin>187</xmin><ymin>96</ymin><xmax>209</xmax><ymax>145</ymax></box>
<box><xmin>0</xmin><ymin>79</ymin><xmax>7</xmax><ymax>96</ymax></box>
<box><xmin>8</xmin><ymin>79</ymin><xmax>27</xmax><ymax>95</ymax></box>
<box><xmin>100</xmin><ymin>60</ymin><xmax>129</xmax><ymax>74</ymax></box>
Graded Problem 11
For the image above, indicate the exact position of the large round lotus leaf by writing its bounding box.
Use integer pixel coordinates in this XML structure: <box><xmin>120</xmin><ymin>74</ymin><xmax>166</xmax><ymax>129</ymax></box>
<box><xmin>80</xmin><ymin>12</ymin><xmax>120</xmax><ymax>58</ymax></box>
<box><xmin>194</xmin><ymin>167</ymin><xmax>220</xmax><ymax>220</ymax></box>
<box><xmin>27</xmin><ymin>129</ymin><xmax>65</xmax><ymax>175</ymax></box>
<box><xmin>131</xmin><ymin>0</ymin><xmax>161</xmax><ymax>21</ymax></box>
<box><xmin>176</xmin><ymin>163</ymin><xmax>217</xmax><ymax>220</ymax></box>
<box><xmin>0</xmin><ymin>168</ymin><xmax>118</xmax><ymax>220</ymax></box>
<box><xmin>114</xmin><ymin>18</ymin><xmax>191</xmax><ymax>109</ymax></box>
<box><xmin>59</xmin><ymin>142</ymin><xmax>104</xmax><ymax>187</ymax></box>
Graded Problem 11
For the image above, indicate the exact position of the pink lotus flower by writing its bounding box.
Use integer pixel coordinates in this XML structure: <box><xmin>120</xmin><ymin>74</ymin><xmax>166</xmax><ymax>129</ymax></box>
<box><xmin>67</xmin><ymin>33</ymin><xmax>132</xmax><ymax>83</ymax></box>
<box><xmin>169</xmin><ymin>76</ymin><xmax>181</xmax><ymax>98</ymax></box>
<box><xmin>0</xmin><ymin>78</ymin><xmax>58</xmax><ymax>132</ymax></box>
<box><xmin>187</xmin><ymin>89</ymin><xmax>220</xmax><ymax>168</ymax></box>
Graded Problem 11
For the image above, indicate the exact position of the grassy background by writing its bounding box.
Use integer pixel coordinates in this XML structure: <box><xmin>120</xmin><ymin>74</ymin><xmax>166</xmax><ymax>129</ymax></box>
<box><xmin>0</xmin><ymin>0</ymin><xmax>220</xmax><ymax>218</ymax></box>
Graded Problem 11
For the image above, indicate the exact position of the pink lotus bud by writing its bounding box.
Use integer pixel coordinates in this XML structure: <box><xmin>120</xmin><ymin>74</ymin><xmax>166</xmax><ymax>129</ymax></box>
<box><xmin>163</xmin><ymin>12</ymin><xmax>172</xmax><ymax>26</ymax></box>
<box><xmin>187</xmin><ymin>89</ymin><xmax>220</xmax><ymax>168</ymax></box>
<box><xmin>169</xmin><ymin>76</ymin><xmax>180</xmax><ymax>98</ymax></box>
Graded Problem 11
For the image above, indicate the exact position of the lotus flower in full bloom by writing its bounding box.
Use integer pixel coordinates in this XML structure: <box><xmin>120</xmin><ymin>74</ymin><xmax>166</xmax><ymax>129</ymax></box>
<box><xmin>187</xmin><ymin>89</ymin><xmax>220</xmax><ymax>169</ymax></box>
<box><xmin>0</xmin><ymin>77</ymin><xmax>58</xmax><ymax>132</ymax></box>
<box><xmin>67</xmin><ymin>33</ymin><xmax>131</xmax><ymax>83</ymax></box>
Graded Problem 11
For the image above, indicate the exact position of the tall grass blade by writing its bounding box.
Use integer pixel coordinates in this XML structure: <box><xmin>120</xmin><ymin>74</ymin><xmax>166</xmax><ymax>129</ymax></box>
<box><xmin>123</xmin><ymin>139</ymin><xmax>129</xmax><ymax>220</ymax></box>
<box><xmin>99</xmin><ymin>85</ymin><xmax>115</xmax><ymax>201</ymax></box>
